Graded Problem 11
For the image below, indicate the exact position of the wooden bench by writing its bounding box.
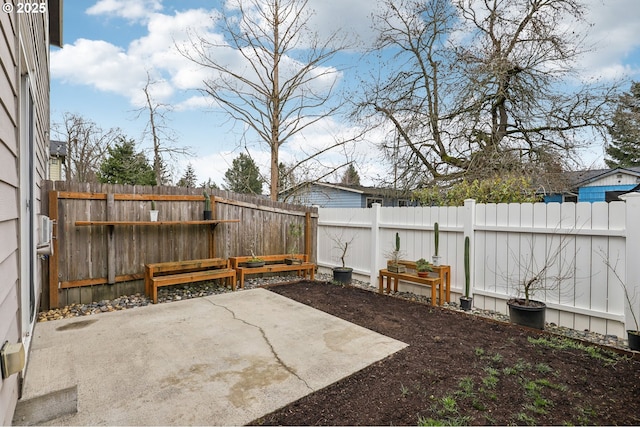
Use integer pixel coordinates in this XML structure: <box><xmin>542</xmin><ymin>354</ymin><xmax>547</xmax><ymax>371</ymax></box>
<box><xmin>229</xmin><ymin>254</ymin><xmax>315</xmax><ymax>289</ymax></box>
<box><xmin>145</xmin><ymin>258</ymin><xmax>236</xmax><ymax>304</ymax></box>
<box><xmin>379</xmin><ymin>260</ymin><xmax>442</xmax><ymax>306</ymax></box>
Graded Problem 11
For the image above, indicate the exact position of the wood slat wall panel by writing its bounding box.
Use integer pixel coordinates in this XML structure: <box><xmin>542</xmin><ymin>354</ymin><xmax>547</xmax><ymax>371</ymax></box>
<box><xmin>43</xmin><ymin>181</ymin><xmax>318</xmax><ymax>308</ymax></box>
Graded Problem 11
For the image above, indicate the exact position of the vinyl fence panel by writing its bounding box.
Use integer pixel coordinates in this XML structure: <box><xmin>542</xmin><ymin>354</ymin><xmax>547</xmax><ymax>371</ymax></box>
<box><xmin>318</xmin><ymin>196</ymin><xmax>639</xmax><ymax>337</ymax></box>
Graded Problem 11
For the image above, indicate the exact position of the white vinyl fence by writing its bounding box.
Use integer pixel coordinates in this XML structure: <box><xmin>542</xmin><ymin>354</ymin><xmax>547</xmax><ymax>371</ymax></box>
<box><xmin>317</xmin><ymin>194</ymin><xmax>640</xmax><ymax>337</ymax></box>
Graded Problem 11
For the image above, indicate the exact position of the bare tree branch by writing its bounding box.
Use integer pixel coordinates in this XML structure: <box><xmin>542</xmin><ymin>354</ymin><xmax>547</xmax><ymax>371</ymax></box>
<box><xmin>356</xmin><ymin>0</ymin><xmax>619</xmax><ymax>191</ymax></box>
<box><xmin>178</xmin><ymin>0</ymin><xmax>352</xmax><ymax>200</ymax></box>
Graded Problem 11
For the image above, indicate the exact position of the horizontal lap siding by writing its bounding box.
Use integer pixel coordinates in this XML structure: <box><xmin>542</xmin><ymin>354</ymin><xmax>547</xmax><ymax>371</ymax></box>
<box><xmin>0</xmin><ymin>5</ymin><xmax>19</xmax><ymax>424</ymax></box>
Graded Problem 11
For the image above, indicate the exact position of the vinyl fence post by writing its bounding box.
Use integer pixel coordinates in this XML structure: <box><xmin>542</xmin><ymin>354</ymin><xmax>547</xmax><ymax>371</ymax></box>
<box><xmin>620</xmin><ymin>192</ymin><xmax>640</xmax><ymax>331</ymax></box>
<box><xmin>463</xmin><ymin>199</ymin><xmax>476</xmax><ymax>297</ymax></box>
<box><xmin>370</xmin><ymin>203</ymin><xmax>381</xmax><ymax>287</ymax></box>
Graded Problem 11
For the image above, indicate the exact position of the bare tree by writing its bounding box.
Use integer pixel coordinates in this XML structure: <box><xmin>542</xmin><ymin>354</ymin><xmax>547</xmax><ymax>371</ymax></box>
<box><xmin>136</xmin><ymin>72</ymin><xmax>192</xmax><ymax>185</ymax></box>
<box><xmin>181</xmin><ymin>0</ymin><xmax>352</xmax><ymax>200</ymax></box>
<box><xmin>358</xmin><ymin>0</ymin><xmax>618</xmax><ymax>190</ymax></box>
<box><xmin>51</xmin><ymin>113</ymin><xmax>122</xmax><ymax>183</ymax></box>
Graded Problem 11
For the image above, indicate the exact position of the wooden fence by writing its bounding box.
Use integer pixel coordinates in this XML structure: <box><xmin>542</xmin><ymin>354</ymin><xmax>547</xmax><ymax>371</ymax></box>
<box><xmin>40</xmin><ymin>181</ymin><xmax>318</xmax><ymax>309</ymax></box>
<box><xmin>317</xmin><ymin>195</ymin><xmax>640</xmax><ymax>338</ymax></box>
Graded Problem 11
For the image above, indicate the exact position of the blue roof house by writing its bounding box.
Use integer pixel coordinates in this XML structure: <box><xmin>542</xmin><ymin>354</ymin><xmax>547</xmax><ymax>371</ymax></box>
<box><xmin>544</xmin><ymin>167</ymin><xmax>640</xmax><ymax>203</ymax></box>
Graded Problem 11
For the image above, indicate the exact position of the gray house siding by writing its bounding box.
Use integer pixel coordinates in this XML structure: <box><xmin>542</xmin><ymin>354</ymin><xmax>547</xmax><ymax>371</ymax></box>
<box><xmin>0</xmin><ymin>6</ymin><xmax>55</xmax><ymax>423</ymax></box>
<box><xmin>0</xmin><ymin>8</ymin><xmax>22</xmax><ymax>423</ymax></box>
<box><xmin>282</xmin><ymin>183</ymin><xmax>415</xmax><ymax>208</ymax></box>
<box><xmin>306</xmin><ymin>185</ymin><xmax>363</xmax><ymax>208</ymax></box>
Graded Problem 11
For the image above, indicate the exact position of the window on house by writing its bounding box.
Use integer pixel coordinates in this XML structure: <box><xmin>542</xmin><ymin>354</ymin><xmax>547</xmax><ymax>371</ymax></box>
<box><xmin>398</xmin><ymin>199</ymin><xmax>409</xmax><ymax>207</ymax></box>
<box><xmin>366</xmin><ymin>197</ymin><xmax>383</xmax><ymax>208</ymax></box>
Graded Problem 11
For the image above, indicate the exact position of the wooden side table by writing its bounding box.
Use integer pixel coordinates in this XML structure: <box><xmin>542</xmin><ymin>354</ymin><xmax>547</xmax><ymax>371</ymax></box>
<box><xmin>432</xmin><ymin>265</ymin><xmax>451</xmax><ymax>304</ymax></box>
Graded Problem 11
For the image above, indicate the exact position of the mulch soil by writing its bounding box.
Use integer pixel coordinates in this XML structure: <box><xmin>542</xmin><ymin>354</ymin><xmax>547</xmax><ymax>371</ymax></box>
<box><xmin>251</xmin><ymin>280</ymin><xmax>640</xmax><ymax>426</ymax></box>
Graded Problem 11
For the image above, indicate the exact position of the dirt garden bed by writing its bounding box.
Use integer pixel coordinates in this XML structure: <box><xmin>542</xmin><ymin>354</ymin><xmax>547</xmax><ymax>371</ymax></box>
<box><xmin>252</xmin><ymin>280</ymin><xmax>640</xmax><ymax>426</ymax></box>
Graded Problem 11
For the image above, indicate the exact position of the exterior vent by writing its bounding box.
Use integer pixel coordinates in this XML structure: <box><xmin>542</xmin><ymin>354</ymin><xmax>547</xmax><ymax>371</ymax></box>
<box><xmin>37</xmin><ymin>216</ymin><xmax>53</xmax><ymax>255</ymax></box>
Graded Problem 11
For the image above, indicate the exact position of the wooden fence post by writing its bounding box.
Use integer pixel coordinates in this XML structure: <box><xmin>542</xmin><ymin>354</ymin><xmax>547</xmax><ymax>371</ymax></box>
<box><xmin>48</xmin><ymin>190</ymin><xmax>59</xmax><ymax>308</ymax></box>
<box><xmin>107</xmin><ymin>193</ymin><xmax>115</xmax><ymax>285</ymax></box>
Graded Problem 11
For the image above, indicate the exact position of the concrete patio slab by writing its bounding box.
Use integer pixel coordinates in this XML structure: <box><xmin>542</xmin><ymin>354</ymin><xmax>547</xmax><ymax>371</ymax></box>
<box><xmin>14</xmin><ymin>288</ymin><xmax>407</xmax><ymax>426</ymax></box>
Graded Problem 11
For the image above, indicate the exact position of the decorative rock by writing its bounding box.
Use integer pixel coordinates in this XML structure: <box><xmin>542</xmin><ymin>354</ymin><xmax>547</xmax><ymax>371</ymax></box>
<box><xmin>37</xmin><ymin>272</ymin><xmax>635</xmax><ymax>352</ymax></box>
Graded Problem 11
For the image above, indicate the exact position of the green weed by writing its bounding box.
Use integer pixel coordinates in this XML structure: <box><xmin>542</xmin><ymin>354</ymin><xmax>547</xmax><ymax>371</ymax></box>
<box><xmin>516</xmin><ymin>412</ymin><xmax>537</xmax><ymax>425</ymax></box>
<box><xmin>441</xmin><ymin>396</ymin><xmax>457</xmax><ymax>413</ymax></box>
<box><xmin>490</xmin><ymin>353</ymin><xmax>503</xmax><ymax>364</ymax></box>
<box><xmin>513</xmin><ymin>359</ymin><xmax>532</xmax><ymax>372</ymax></box>
<box><xmin>400</xmin><ymin>384</ymin><xmax>410</xmax><ymax>397</ymax></box>
<box><xmin>456</xmin><ymin>377</ymin><xmax>475</xmax><ymax>398</ymax></box>
<box><xmin>527</xmin><ymin>336</ymin><xmax>621</xmax><ymax>366</ymax></box>
<box><xmin>535</xmin><ymin>362</ymin><xmax>553</xmax><ymax>374</ymax></box>
<box><xmin>482</xmin><ymin>375</ymin><xmax>499</xmax><ymax>389</ymax></box>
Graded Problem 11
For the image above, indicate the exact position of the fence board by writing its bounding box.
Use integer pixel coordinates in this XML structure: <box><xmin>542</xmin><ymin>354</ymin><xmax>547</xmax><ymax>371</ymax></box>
<box><xmin>43</xmin><ymin>182</ymin><xmax>317</xmax><ymax>309</ymax></box>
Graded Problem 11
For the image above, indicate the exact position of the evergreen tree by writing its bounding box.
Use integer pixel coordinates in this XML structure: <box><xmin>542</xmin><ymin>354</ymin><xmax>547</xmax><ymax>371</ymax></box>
<box><xmin>177</xmin><ymin>164</ymin><xmax>197</xmax><ymax>187</ymax></box>
<box><xmin>278</xmin><ymin>162</ymin><xmax>295</xmax><ymax>191</ymax></box>
<box><xmin>340</xmin><ymin>164</ymin><xmax>361</xmax><ymax>186</ymax></box>
<box><xmin>223</xmin><ymin>153</ymin><xmax>263</xmax><ymax>194</ymax></box>
<box><xmin>606</xmin><ymin>81</ymin><xmax>640</xmax><ymax>168</ymax></box>
<box><xmin>200</xmin><ymin>178</ymin><xmax>220</xmax><ymax>190</ymax></box>
<box><xmin>97</xmin><ymin>137</ymin><xmax>156</xmax><ymax>185</ymax></box>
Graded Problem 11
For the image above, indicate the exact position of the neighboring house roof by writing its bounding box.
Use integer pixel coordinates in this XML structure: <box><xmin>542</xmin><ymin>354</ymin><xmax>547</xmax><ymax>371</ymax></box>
<box><xmin>282</xmin><ymin>181</ymin><xmax>413</xmax><ymax>198</ymax></box>
<box><xmin>571</xmin><ymin>167</ymin><xmax>640</xmax><ymax>187</ymax></box>
<box><xmin>49</xmin><ymin>0</ymin><xmax>63</xmax><ymax>47</ymax></box>
<box><xmin>50</xmin><ymin>140</ymin><xmax>67</xmax><ymax>157</ymax></box>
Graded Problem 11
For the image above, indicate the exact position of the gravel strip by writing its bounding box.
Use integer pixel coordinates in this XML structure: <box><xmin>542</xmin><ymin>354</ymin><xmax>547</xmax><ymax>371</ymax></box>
<box><xmin>38</xmin><ymin>273</ymin><xmax>633</xmax><ymax>352</ymax></box>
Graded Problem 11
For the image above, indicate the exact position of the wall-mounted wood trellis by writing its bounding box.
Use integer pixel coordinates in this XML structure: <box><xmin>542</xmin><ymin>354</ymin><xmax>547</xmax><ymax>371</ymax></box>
<box><xmin>42</xmin><ymin>182</ymin><xmax>317</xmax><ymax>309</ymax></box>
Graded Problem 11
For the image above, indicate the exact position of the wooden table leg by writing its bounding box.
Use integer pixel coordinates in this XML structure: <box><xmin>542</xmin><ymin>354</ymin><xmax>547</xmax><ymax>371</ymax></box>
<box><xmin>445</xmin><ymin>269</ymin><xmax>451</xmax><ymax>302</ymax></box>
<box><xmin>431</xmin><ymin>282</ymin><xmax>436</xmax><ymax>307</ymax></box>
<box><xmin>378</xmin><ymin>274</ymin><xmax>384</xmax><ymax>294</ymax></box>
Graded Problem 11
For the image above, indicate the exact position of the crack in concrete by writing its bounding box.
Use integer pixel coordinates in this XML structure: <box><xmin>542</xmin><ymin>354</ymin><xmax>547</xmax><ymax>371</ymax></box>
<box><xmin>206</xmin><ymin>299</ymin><xmax>314</xmax><ymax>392</ymax></box>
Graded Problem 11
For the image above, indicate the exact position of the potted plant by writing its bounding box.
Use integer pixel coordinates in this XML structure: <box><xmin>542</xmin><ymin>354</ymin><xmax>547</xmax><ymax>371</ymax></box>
<box><xmin>601</xmin><ymin>254</ymin><xmax>640</xmax><ymax>351</ymax></box>
<box><xmin>415</xmin><ymin>258</ymin><xmax>433</xmax><ymax>277</ymax></box>
<box><xmin>386</xmin><ymin>232</ymin><xmax>406</xmax><ymax>273</ymax></box>
<box><xmin>246</xmin><ymin>250</ymin><xmax>265</xmax><ymax>268</ymax></box>
<box><xmin>506</xmin><ymin>234</ymin><xmax>572</xmax><ymax>330</ymax></box>
<box><xmin>149</xmin><ymin>200</ymin><xmax>159</xmax><ymax>222</ymax></box>
<box><xmin>285</xmin><ymin>223</ymin><xmax>303</xmax><ymax>265</ymax></box>
<box><xmin>332</xmin><ymin>237</ymin><xmax>353</xmax><ymax>284</ymax></box>
<box><xmin>432</xmin><ymin>222</ymin><xmax>441</xmax><ymax>266</ymax></box>
<box><xmin>203</xmin><ymin>191</ymin><xmax>212</xmax><ymax>220</ymax></box>
<box><xmin>459</xmin><ymin>236</ymin><xmax>473</xmax><ymax>311</ymax></box>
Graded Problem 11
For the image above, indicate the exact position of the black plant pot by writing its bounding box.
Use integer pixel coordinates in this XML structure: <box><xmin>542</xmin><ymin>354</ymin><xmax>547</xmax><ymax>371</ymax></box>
<box><xmin>203</xmin><ymin>210</ymin><xmax>212</xmax><ymax>220</ymax></box>
<box><xmin>460</xmin><ymin>296</ymin><xmax>473</xmax><ymax>311</ymax></box>
<box><xmin>507</xmin><ymin>298</ymin><xmax>546</xmax><ymax>330</ymax></box>
<box><xmin>628</xmin><ymin>330</ymin><xmax>640</xmax><ymax>351</ymax></box>
<box><xmin>333</xmin><ymin>267</ymin><xmax>353</xmax><ymax>284</ymax></box>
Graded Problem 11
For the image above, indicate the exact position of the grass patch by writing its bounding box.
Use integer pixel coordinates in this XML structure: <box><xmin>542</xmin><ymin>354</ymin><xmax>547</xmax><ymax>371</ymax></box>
<box><xmin>419</xmin><ymin>347</ymin><xmax>577</xmax><ymax>425</ymax></box>
<box><xmin>527</xmin><ymin>336</ymin><xmax>622</xmax><ymax>366</ymax></box>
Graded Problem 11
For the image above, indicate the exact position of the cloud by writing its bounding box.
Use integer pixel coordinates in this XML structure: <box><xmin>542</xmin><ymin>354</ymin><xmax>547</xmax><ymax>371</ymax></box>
<box><xmin>51</xmin><ymin>7</ymin><xmax>221</xmax><ymax>108</ymax></box>
<box><xmin>51</xmin><ymin>38</ymin><xmax>148</xmax><ymax>98</ymax></box>
<box><xmin>574</xmin><ymin>0</ymin><xmax>640</xmax><ymax>80</ymax></box>
<box><xmin>86</xmin><ymin>0</ymin><xmax>163</xmax><ymax>22</ymax></box>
